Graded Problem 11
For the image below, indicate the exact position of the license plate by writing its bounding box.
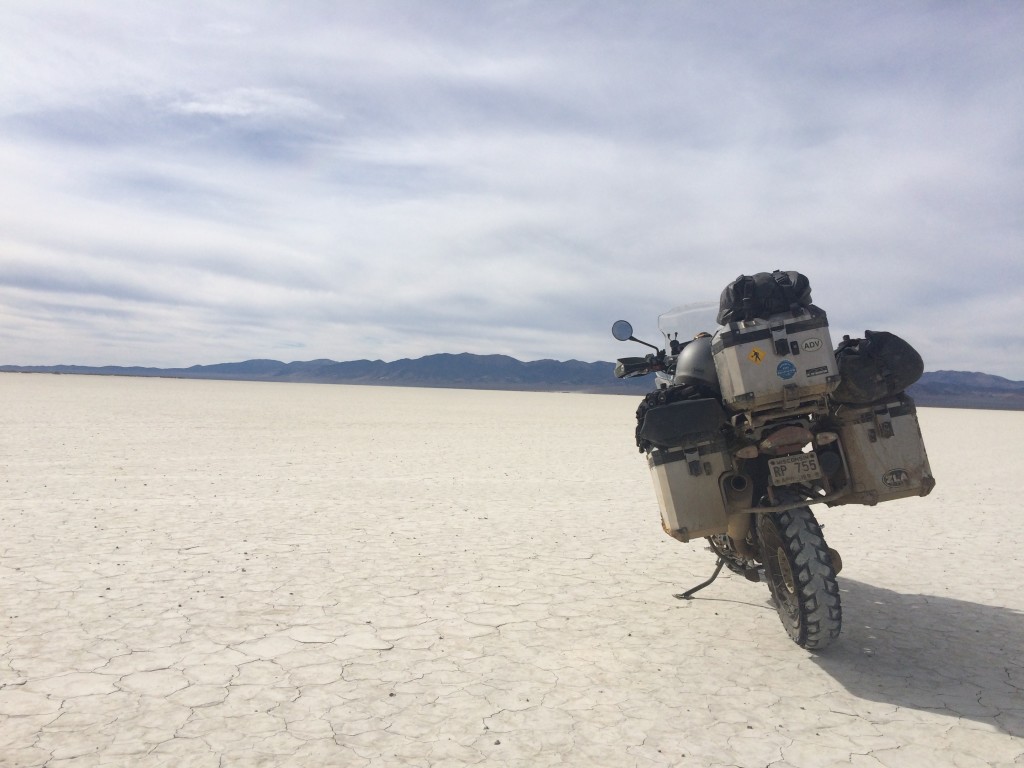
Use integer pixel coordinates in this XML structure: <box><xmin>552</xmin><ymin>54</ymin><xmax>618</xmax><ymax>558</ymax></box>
<box><xmin>768</xmin><ymin>453</ymin><xmax>822</xmax><ymax>486</ymax></box>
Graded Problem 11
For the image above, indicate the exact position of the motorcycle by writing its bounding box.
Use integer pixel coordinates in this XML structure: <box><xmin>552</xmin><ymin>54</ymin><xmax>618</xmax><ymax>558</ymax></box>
<box><xmin>612</xmin><ymin>300</ymin><xmax>934</xmax><ymax>651</ymax></box>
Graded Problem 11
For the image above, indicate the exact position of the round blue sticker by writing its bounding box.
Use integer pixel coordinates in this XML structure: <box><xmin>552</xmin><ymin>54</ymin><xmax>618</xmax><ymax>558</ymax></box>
<box><xmin>776</xmin><ymin>360</ymin><xmax>797</xmax><ymax>380</ymax></box>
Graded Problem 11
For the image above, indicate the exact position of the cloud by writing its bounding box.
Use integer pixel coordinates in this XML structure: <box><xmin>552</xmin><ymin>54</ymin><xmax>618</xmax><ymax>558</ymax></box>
<box><xmin>0</xmin><ymin>1</ymin><xmax>1022</xmax><ymax>378</ymax></box>
<box><xmin>168</xmin><ymin>88</ymin><xmax>321</xmax><ymax>120</ymax></box>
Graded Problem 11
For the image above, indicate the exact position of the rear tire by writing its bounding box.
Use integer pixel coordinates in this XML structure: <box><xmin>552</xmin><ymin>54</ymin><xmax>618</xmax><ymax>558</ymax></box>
<box><xmin>758</xmin><ymin>507</ymin><xmax>842</xmax><ymax>650</ymax></box>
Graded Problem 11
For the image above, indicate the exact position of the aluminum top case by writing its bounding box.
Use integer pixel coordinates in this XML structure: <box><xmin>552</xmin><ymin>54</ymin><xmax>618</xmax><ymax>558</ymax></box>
<box><xmin>711</xmin><ymin>306</ymin><xmax>840</xmax><ymax>413</ymax></box>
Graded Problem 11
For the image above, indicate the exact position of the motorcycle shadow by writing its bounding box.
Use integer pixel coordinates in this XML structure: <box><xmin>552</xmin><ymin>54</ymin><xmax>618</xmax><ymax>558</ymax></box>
<box><xmin>814</xmin><ymin>577</ymin><xmax>1024</xmax><ymax>737</ymax></box>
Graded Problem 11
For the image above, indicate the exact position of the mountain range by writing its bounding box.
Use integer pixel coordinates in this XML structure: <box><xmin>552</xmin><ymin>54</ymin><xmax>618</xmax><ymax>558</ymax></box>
<box><xmin>3</xmin><ymin>354</ymin><xmax>1023</xmax><ymax>410</ymax></box>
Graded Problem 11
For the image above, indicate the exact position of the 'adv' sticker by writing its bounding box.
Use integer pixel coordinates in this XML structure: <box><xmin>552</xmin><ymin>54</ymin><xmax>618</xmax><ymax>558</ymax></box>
<box><xmin>776</xmin><ymin>360</ymin><xmax>797</xmax><ymax>380</ymax></box>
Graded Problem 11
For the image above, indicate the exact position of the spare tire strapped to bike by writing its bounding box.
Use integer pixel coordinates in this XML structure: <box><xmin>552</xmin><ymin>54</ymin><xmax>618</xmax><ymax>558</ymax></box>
<box><xmin>633</xmin><ymin>382</ymin><xmax>721</xmax><ymax>452</ymax></box>
<box><xmin>831</xmin><ymin>330</ymin><xmax>924</xmax><ymax>404</ymax></box>
<box><xmin>638</xmin><ymin>398</ymin><xmax>727</xmax><ymax>452</ymax></box>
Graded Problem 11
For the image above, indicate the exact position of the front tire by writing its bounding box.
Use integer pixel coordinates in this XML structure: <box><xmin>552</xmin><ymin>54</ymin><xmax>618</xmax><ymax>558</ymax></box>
<box><xmin>758</xmin><ymin>507</ymin><xmax>842</xmax><ymax>650</ymax></box>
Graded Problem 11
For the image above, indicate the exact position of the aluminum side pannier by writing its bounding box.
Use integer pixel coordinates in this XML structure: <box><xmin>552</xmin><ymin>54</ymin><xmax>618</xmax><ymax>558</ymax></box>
<box><xmin>830</xmin><ymin>394</ymin><xmax>935</xmax><ymax>506</ymax></box>
<box><xmin>639</xmin><ymin>397</ymin><xmax>731</xmax><ymax>542</ymax></box>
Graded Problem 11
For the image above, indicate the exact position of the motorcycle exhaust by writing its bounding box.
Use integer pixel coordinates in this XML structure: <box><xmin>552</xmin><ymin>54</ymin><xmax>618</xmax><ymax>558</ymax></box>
<box><xmin>726</xmin><ymin>510</ymin><xmax>755</xmax><ymax>558</ymax></box>
<box><xmin>723</xmin><ymin>472</ymin><xmax>754</xmax><ymax>510</ymax></box>
<box><xmin>726</xmin><ymin>473</ymin><xmax>750</xmax><ymax>493</ymax></box>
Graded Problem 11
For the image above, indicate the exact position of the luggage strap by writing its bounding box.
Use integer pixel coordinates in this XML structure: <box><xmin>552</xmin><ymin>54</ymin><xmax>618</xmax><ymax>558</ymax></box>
<box><xmin>769</xmin><ymin>318</ymin><xmax>789</xmax><ymax>356</ymax></box>
<box><xmin>741</xmin><ymin>277</ymin><xmax>755</xmax><ymax>322</ymax></box>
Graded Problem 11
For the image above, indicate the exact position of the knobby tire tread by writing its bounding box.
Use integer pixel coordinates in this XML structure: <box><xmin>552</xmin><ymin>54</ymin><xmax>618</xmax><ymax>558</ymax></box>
<box><xmin>762</xmin><ymin>507</ymin><xmax>842</xmax><ymax>650</ymax></box>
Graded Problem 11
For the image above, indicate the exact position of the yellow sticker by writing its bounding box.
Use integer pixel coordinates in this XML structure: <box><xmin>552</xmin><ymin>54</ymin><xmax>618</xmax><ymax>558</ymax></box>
<box><xmin>747</xmin><ymin>347</ymin><xmax>766</xmax><ymax>365</ymax></box>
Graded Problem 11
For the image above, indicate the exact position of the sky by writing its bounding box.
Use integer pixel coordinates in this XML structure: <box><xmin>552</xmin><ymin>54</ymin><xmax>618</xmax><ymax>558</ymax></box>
<box><xmin>1</xmin><ymin>1</ymin><xmax>1022</xmax><ymax>378</ymax></box>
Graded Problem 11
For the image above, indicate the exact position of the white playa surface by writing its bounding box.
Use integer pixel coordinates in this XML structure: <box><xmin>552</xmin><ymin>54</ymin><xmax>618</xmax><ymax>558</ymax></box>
<box><xmin>1</xmin><ymin>373</ymin><xmax>1022</xmax><ymax>768</ymax></box>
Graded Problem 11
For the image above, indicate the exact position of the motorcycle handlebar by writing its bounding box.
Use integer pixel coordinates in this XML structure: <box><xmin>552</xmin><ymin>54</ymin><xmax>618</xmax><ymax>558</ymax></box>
<box><xmin>614</xmin><ymin>354</ymin><xmax>667</xmax><ymax>379</ymax></box>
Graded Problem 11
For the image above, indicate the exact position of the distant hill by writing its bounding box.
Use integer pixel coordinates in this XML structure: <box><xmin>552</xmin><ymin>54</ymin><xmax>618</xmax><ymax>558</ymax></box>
<box><xmin>2</xmin><ymin>355</ymin><xmax>1023</xmax><ymax>410</ymax></box>
<box><xmin>906</xmin><ymin>370</ymin><xmax>1024</xmax><ymax>410</ymax></box>
<box><xmin>0</xmin><ymin>354</ymin><xmax>647</xmax><ymax>395</ymax></box>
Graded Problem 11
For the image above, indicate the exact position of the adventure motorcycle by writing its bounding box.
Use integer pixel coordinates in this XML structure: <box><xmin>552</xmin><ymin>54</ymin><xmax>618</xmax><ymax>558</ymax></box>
<box><xmin>613</xmin><ymin>287</ymin><xmax>934</xmax><ymax>651</ymax></box>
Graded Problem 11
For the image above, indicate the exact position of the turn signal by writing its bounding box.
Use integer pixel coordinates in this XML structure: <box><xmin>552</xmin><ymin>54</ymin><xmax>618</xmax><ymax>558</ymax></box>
<box><xmin>815</xmin><ymin>431</ymin><xmax>839</xmax><ymax>446</ymax></box>
<box><xmin>734</xmin><ymin>445</ymin><xmax>759</xmax><ymax>459</ymax></box>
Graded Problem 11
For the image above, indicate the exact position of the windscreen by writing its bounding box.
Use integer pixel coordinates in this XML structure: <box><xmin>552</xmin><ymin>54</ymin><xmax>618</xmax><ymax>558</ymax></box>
<box><xmin>656</xmin><ymin>302</ymin><xmax>719</xmax><ymax>346</ymax></box>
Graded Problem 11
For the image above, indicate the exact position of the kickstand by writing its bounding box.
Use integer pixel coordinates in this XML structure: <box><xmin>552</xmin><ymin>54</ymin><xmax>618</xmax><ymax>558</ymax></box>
<box><xmin>674</xmin><ymin>558</ymin><xmax>726</xmax><ymax>600</ymax></box>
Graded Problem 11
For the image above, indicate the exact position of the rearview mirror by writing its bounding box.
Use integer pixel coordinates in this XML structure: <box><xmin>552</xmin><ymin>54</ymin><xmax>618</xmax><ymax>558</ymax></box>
<box><xmin>612</xmin><ymin>320</ymin><xmax>633</xmax><ymax>341</ymax></box>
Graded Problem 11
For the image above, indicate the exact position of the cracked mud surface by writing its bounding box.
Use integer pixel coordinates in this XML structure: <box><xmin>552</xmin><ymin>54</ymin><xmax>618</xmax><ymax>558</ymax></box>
<box><xmin>2</xmin><ymin>375</ymin><xmax>1022</xmax><ymax>767</ymax></box>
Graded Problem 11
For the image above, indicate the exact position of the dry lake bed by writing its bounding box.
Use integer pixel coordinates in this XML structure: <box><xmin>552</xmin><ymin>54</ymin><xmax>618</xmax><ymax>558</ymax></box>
<box><xmin>1</xmin><ymin>373</ymin><xmax>1022</xmax><ymax>767</ymax></box>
